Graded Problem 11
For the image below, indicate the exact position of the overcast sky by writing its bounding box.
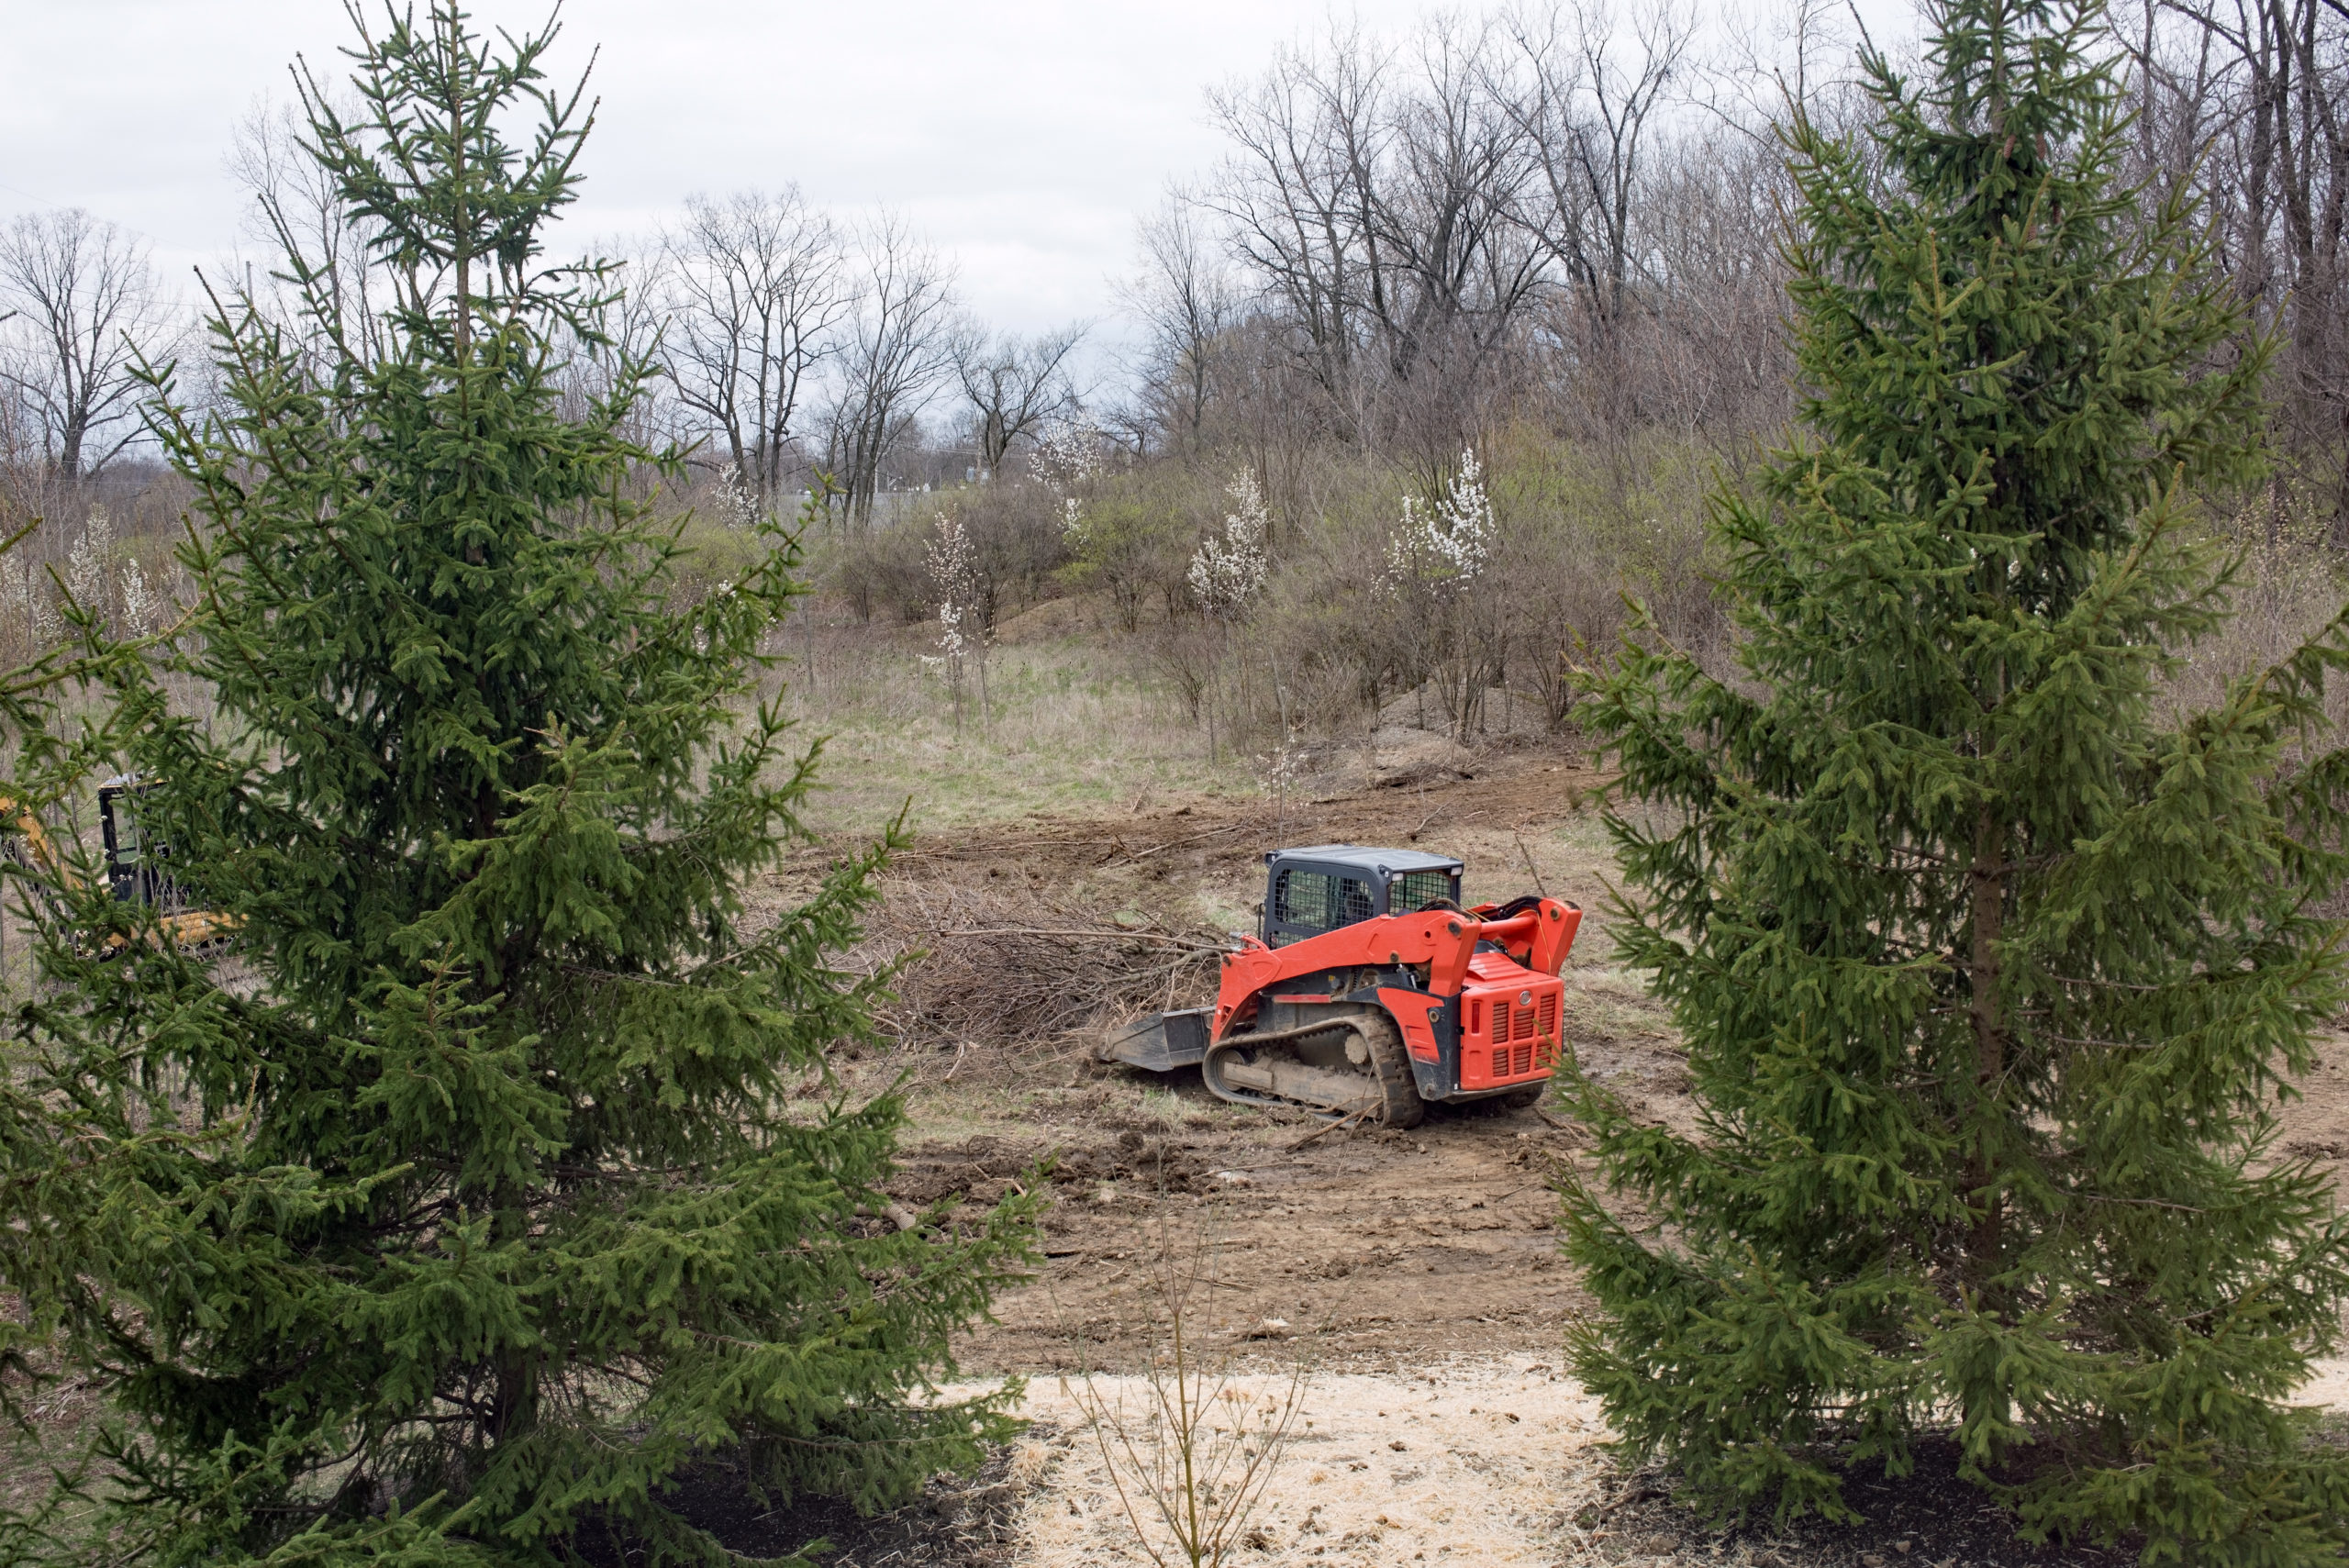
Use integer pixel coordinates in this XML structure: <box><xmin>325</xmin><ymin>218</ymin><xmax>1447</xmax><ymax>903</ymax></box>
<box><xmin>0</xmin><ymin>0</ymin><xmax>1920</xmax><ymax>349</ymax></box>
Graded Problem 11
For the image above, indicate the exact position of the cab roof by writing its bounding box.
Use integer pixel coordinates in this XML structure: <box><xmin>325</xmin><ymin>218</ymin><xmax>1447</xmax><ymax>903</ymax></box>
<box><xmin>1266</xmin><ymin>844</ymin><xmax>1462</xmax><ymax>877</ymax></box>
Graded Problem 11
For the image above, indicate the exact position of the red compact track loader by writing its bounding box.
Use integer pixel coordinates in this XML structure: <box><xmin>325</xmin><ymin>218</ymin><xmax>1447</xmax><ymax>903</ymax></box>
<box><xmin>1099</xmin><ymin>844</ymin><xmax>1580</xmax><ymax>1127</ymax></box>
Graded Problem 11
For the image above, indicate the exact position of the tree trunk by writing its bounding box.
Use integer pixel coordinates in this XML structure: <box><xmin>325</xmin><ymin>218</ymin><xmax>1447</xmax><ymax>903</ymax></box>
<box><xmin>1966</xmin><ymin>804</ymin><xmax>2009</xmax><ymax>1294</ymax></box>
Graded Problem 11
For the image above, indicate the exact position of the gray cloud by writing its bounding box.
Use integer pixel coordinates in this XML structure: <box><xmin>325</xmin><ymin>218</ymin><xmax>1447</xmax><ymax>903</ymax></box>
<box><xmin>2</xmin><ymin>0</ymin><xmax>1443</xmax><ymax>334</ymax></box>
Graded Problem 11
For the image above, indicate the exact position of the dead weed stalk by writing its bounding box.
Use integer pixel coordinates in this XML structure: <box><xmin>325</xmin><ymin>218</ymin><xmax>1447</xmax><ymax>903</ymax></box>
<box><xmin>1065</xmin><ymin>1193</ymin><xmax>1309</xmax><ymax>1568</ymax></box>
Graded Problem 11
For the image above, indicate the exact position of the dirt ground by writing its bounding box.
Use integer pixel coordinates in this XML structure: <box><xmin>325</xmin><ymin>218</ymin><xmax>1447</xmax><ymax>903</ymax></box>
<box><xmin>777</xmin><ymin>738</ymin><xmax>2349</xmax><ymax>1566</ymax></box>
<box><xmin>904</xmin><ymin>1107</ymin><xmax>1590</xmax><ymax>1373</ymax></box>
<box><xmin>815</xmin><ymin>738</ymin><xmax>1651</xmax><ymax>1373</ymax></box>
<box><xmin>1001</xmin><ymin>1360</ymin><xmax>1612</xmax><ymax>1566</ymax></box>
<box><xmin>820</xmin><ymin>740</ymin><xmax>2349</xmax><ymax>1383</ymax></box>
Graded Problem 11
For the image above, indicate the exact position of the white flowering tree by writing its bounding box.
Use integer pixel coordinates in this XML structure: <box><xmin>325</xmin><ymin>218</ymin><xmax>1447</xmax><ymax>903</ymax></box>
<box><xmin>1030</xmin><ymin>414</ymin><xmax>1102</xmax><ymax>497</ymax></box>
<box><xmin>4</xmin><ymin>508</ymin><xmax>164</xmax><ymax>664</ymax></box>
<box><xmin>1382</xmin><ymin>450</ymin><xmax>1494</xmax><ymax>589</ymax></box>
<box><xmin>715</xmin><ymin>461</ymin><xmax>763</xmax><ymax>530</ymax></box>
<box><xmin>1040</xmin><ymin>415</ymin><xmax>1101</xmax><ymax>572</ymax></box>
<box><xmin>1187</xmin><ymin>469</ymin><xmax>1269</xmax><ymax>620</ymax></box>
<box><xmin>921</xmin><ymin>511</ymin><xmax>988</xmax><ymax>738</ymax></box>
<box><xmin>1380</xmin><ymin>449</ymin><xmax>1503</xmax><ymax>740</ymax></box>
<box><xmin>1177</xmin><ymin>469</ymin><xmax>1276</xmax><ymax>760</ymax></box>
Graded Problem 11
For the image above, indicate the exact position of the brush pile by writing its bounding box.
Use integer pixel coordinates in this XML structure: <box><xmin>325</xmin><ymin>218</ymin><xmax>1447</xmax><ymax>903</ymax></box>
<box><xmin>858</xmin><ymin>874</ymin><xmax>1228</xmax><ymax>1060</ymax></box>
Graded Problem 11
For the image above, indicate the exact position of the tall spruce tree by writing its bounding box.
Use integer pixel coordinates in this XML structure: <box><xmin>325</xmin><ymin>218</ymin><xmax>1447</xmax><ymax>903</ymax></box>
<box><xmin>0</xmin><ymin>6</ymin><xmax>1033</xmax><ymax>1564</ymax></box>
<box><xmin>1564</xmin><ymin>1</ymin><xmax>2349</xmax><ymax>1561</ymax></box>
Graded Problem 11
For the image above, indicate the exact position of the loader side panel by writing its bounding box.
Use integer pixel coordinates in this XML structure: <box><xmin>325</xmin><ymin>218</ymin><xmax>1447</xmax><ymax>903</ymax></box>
<box><xmin>1378</xmin><ymin>986</ymin><xmax>1444</xmax><ymax>1063</ymax></box>
<box><xmin>1211</xmin><ymin>911</ymin><xmax>1484</xmax><ymax>1041</ymax></box>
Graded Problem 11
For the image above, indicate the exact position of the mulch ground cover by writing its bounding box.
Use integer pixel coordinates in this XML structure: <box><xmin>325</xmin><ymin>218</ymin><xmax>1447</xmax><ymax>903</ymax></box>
<box><xmin>1589</xmin><ymin>1436</ymin><xmax>2144</xmax><ymax>1568</ymax></box>
<box><xmin>573</xmin><ymin>1436</ymin><xmax>1034</xmax><ymax>1568</ymax></box>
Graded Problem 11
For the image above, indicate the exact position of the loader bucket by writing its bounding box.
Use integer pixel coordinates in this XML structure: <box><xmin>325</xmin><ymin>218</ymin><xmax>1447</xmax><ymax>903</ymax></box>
<box><xmin>1100</xmin><ymin>1007</ymin><xmax>1211</xmax><ymax>1073</ymax></box>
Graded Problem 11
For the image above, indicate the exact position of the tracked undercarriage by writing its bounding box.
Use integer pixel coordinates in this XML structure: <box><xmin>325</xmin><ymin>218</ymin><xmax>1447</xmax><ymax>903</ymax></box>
<box><xmin>1203</xmin><ymin>1004</ymin><xmax>1426</xmax><ymax>1126</ymax></box>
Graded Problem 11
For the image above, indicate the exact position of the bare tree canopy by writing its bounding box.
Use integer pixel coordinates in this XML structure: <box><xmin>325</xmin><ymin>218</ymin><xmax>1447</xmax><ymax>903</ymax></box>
<box><xmin>821</xmin><ymin>214</ymin><xmax>958</xmax><ymax>526</ymax></box>
<box><xmin>2132</xmin><ymin>0</ymin><xmax>2349</xmax><ymax>538</ymax></box>
<box><xmin>1120</xmin><ymin>195</ymin><xmax>1240</xmax><ymax>452</ymax></box>
<box><xmin>1506</xmin><ymin>0</ymin><xmax>1697</xmax><ymax>330</ymax></box>
<box><xmin>952</xmin><ymin>319</ymin><xmax>1087</xmax><ymax>472</ymax></box>
<box><xmin>1186</xmin><ymin>5</ymin><xmax>1709</xmax><ymax>461</ymax></box>
<box><xmin>0</xmin><ymin>208</ymin><xmax>171</xmax><ymax>480</ymax></box>
<box><xmin>228</xmin><ymin>93</ymin><xmax>389</xmax><ymax>371</ymax></box>
<box><xmin>660</xmin><ymin>186</ymin><xmax>847</xmax><ymax>500</ymax></box>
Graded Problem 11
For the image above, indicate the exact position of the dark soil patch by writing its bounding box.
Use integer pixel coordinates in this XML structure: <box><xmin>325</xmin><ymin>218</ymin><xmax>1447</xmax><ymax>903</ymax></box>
<box><xmin>1589</xmin><ymin>1437</ymin><xmax>2136</xmax><ymax>1568</ymax></box>
<box><xmin>886</xmin><ymin>1130</ymin><xmax>1210</xmax><ymax>1208</ymax></box>
<box><xmin>950</xmin><ymin>1109</ymin><xmax>1592</xmax><ymax>1374</ymax></box>
<box><xmin>574</xmin><ymin>1436</ymin><xmax>1032</xmax><ymax>1567</ymax></box>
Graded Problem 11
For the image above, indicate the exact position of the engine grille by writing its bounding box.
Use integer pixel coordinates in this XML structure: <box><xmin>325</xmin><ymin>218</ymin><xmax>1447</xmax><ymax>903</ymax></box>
<box><xmin>1484</xmin><ymin>991</ymin><xmax>1561</xmax><ymax>1079</ymax></box>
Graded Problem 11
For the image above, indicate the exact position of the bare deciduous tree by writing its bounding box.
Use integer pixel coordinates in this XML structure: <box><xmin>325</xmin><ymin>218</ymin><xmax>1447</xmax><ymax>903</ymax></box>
<box><xmin>660</xmin><ymin>187</ymin><xmax>846</xmax><ymax>499</ymax></box>
<box><xmin>2064</xmin><ymin>0</ymin><xmax>2349</xmax><ymax>543</ymax></box>
<box><xmin>1150</xmin><ymin>0</ymin><xmax>1832</xmax><ymax>473</ymax></box>
<box><xmin>0</xmin><ymin>209</ymin><xmax>172</xmax><ymax>480</ymax></box>
<box><xmin>953</xmin><ymin>319</ymin><xmax>1086</xmax><ymax>473</ymax></box>
<box><xmin>820</xmin><ymin>214</ymin><xmax>958</xmax><ymax>528</ymax></box>
<box><xmin>1121</xmin><ymin>195</ymin><xmax>1240</xmax><ymax>452</ymax></box>
<box><xmin>1199</xmin><ymin>15</ymin><xmax>1556</xmax><ymax>456</ymax></box>
<box><xmin>229</xmin><ymin>93</ymin><xmax>389</xmax><ymax>371</ymax></box>
<box><xmin>1203</xmin><ymin>28</ymin><xmax>1384</xmax><ymax>433</ymax></box>
<box><xmin>1507</xmin><ymin>0</ymin><xmax>1696</xmax><ymax>332</ymax></box>
<box><xmin>2143</xmin><ymin>0</ymin><xmax>2349</xmax><ymax>538</ymax></box>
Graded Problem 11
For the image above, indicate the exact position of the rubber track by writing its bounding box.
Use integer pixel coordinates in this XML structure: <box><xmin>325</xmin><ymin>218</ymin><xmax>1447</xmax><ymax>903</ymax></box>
<box><xmin>1202</xmin><ymin>1009</ymin><xmax>1426</xmax><ymax>1128</ymax></box>
<box><xmin>1356</xmin><ymin>1009</ymin><xmax>1426</xmax><ymax>1129</ymax></box>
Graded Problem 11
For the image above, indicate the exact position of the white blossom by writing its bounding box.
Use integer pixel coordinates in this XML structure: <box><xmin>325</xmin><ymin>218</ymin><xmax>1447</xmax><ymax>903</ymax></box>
<box><xmin>53</xmin><ymin>506</ymin><xmax>161</xmax><ymax>638</ymax></box>
<box><xmin>1187</xmin><ymin>469</ymin><xmax>1270</xmax><ymax>618</ymax></box>
<box><xmin>66</xmin><ymin>506</ymin><xmax>113</xmax><ymax>615</ymax></box>
<box><xmin>926</xmin><ymin>512</ymin><xmax>981</xmax><ymax>621</ymax></box>
<box><xmin>1381</xmin><ymin>448</ymin><xmax>1494</xmax><ymax>594</ymax></box>
<box><xmin>119</xmin><ymin>555</ymin><xmax>153</xmax><ymax>636</ymax></box>
<box><xmin>2</xmin><ymin>557</ymin><xmax>58</xmax><ymax>646</ymax></box>
<box><xmin>1031</xmin><ymin>417</ymin><xmax>1102</xmax><ymax>493</ymax></box>
<box><xmin>715</xmin><ymin>462</ymin><xmax>763</xmax><ymax>529</ymax></box>
<box><xmin>920</xmin><ymin>513</ymin><xmax>987</xmax><ymax>736</ymax></box>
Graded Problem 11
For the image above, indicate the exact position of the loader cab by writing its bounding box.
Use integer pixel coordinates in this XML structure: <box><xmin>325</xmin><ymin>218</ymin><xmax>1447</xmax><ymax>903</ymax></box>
<box><xmin>1261</xmin><ymin>844</ymin><xmax>1463</xmax><ymax>946</ymax></box>
<box><xmin>98</xmin><ymin>776</ymin><xmax>185</xmax><ymax>911</ymax></box>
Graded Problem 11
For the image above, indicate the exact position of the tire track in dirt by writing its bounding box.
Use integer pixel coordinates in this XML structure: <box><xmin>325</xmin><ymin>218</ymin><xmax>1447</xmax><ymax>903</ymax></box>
<box><xmin>887</xmin><ymin>1103</ymin><xmax>1595</xmax><ymax>1374</ymax></box>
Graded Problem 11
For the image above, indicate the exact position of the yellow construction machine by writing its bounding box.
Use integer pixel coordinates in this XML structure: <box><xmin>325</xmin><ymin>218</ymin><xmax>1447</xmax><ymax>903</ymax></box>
<box><xmin>0</xmin><ymin>777</ymin><xmax>237</xmax><ymax>954</ymax></box>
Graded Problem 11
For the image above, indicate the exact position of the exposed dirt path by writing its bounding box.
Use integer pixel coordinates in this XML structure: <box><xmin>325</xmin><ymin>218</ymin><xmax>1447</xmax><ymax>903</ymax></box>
<box><xmin>807</xmin><ymin>743</ymin><xmax>2349</xmax><ymax>1385</ymax></box>
<box><xmin>995</xmin><ymin>1358</ymin><xmax>1610</xmax><ymax>1567</ymax></box>
<box><xmin>896</xmin><ymin>1103</ymin><xmax>1592</xmax><ymax>1375</ymax></box>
